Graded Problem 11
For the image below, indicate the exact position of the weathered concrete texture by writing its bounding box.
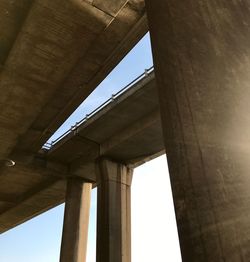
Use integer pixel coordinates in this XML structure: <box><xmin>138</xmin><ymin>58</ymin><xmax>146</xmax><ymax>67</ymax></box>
<box><xmin>0</xmin><ymin>0</ymin><xmax>147</xmax><ymax>233</ymax></box>
<box><xmin>146</xmin><ymin>0</ymin><xmax>250</xmax><ymax>261</ymax></box>
<box><xmin>60</xmin><ymin>178</ymin><xmax>92</xmax><ymax>262</ymax></box>
<box><xmin>96</xmin><ymin>158</ymin><xmax>132</xmax><ymax>262</ymax></box>
<box><xmin>0</xmin><ymin>0</ymin><xmax>34</xmax><ymax>65</ymax></box>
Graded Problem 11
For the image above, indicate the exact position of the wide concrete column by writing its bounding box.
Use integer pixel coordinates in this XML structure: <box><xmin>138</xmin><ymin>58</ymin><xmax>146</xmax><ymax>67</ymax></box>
<box><xmin>96</xmin><ymin>158</ymin><xmax>133</xmax><ymax>262</ymax></box>
<box><xmin>60</xmin><ymin>177</ymin><xmax>92</xmax><ymax>262</ymax></box>
<box><xmin>146</xmin><ymin>1</ymin><xmax>250</xmax><ymax>261</ymax></box>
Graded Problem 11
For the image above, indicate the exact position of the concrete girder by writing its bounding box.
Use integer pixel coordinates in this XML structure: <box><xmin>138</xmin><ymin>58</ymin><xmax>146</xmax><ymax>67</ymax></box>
<box><xmin>0</xmin><ymin>178</ymin><xmax>66</xmax><ymax>233</ymax></box>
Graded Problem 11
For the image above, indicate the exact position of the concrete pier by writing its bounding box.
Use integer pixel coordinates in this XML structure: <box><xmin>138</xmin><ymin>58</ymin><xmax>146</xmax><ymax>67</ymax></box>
<box><xmin>146</xmin><ymin>0</ymin><xmax>250</xmax><ymax>261</ymax></box>
<box><xmin>96</xmin><ymin>158</ymin><xmax>133</xmax><ymax>262</ymax></box>
<box><xmin>60</xmin><ymin>178</ymin><xmax>92</xmax><ymax>262</ymax></box>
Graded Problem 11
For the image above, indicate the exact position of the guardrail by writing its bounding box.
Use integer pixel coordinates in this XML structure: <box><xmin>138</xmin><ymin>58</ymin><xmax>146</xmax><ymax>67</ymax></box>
<box><xmin>43</xmin><ymin>66</ymin><xmax>154</xmax><ymax>150</ymax></box>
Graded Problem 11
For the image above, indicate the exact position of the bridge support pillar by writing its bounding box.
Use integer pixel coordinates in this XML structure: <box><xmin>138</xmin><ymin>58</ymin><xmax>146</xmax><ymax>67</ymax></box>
<box><xmin>60</xmin><ymin>177</ymin><xmax>92</xmax><ymax>262</ymax></box>
<box><xmin>96</xmin><ymin>158</ymin><xmax>133</xmax><ymax>262</ymax></box>
<box><xmin>146</xmin><ymin>0</ymin><xmax>250</xmax><ymax>261</ymax></box>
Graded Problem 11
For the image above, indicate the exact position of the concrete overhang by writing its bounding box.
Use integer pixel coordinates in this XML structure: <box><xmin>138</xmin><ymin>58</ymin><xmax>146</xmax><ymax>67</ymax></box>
<box><xmin>0</xmin><ymin>0</ymin><xmax>147</xmax><ymax>160</ymax></box>
<box><xmin>0</xmin><ymin>71</ymin><xmax>164</xmax><ymax>233</ymax></box>
<box><xmin>0</xmin><ymin>0</ymin><xmax>160</xmax><ymax>234</ymax></box>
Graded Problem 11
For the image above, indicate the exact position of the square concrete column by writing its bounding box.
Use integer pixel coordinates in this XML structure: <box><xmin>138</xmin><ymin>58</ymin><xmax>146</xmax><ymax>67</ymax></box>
<box><xmin>96</xmin><ymin>158</ymin><xmax>133</xmax><ymax>262</ymax></box>
<box><xmin>146</xmin><ymin>1</ymin><xmax>250</xmax><ymax>261</ymax></box>
<box><xmin>60</xmin><ymin>177</ymin><xmax>92</xmax><ymax>262</ymax></box>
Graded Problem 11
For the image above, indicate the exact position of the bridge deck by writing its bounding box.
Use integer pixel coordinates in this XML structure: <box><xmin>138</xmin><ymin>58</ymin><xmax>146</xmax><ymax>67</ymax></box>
<box><xmin>48</xmin><ymin>71</ymin><xmax>163</xmax><ymax>168</ymax></box>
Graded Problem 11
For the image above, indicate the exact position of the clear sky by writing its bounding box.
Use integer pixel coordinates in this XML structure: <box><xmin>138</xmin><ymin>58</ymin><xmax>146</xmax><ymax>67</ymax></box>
<box><xmin>0</xmin><ymin>33</ymin><xmax>182</xmax><ymax>261</ymax></box>
<box><xmin>47</xmin><ymin>32</ymin><xmax>155</xmax><ymax>143</ymax></box>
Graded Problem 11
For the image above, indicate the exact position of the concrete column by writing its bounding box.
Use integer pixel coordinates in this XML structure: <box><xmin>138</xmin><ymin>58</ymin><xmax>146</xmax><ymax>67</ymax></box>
<box><xmin>96</xmin><ymin>158</ymin><xmax>133</xmax><ymax>262</ymax></box>
<box><xmin>60</xmin><ymin>177</ymin><xmax>92</xmax><ymax>262</ymax></box>
<box><xmin>146</xmin><ymin>1</ymin><xmax>250</xmax><ymax>261</ymax></box>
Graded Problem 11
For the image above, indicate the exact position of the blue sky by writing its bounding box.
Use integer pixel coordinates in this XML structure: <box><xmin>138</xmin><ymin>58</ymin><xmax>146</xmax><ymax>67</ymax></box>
<box><xmin>47</xmin><ymin>33</ymin><xmax>154</xmax><ymax>143</ymax></box>
<box><xmin>0</xmin><ymin>33</ymin><xmax>182</xmax><ymax>261</ymax></box>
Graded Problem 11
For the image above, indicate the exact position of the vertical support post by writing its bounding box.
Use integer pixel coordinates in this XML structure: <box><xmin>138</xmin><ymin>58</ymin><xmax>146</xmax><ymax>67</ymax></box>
<box><xmin>145</xmin><ymin>0</ymin><xmax>250</xmax><ymax>261</ymax></box>
<box><xmin>96</xmin><ymin>158</ymin><xmax>133</xmax><ymax>262</ymax></box>
<box><xmin>60</xmin><ymin>177</ymin><xmax>92</xmax><ymax>262</ymax></box>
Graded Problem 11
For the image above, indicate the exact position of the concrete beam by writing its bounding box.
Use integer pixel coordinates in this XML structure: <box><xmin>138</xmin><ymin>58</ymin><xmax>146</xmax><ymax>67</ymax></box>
<box><xmin>0</xmin><ymin>178</ymin><xmax>59</xmax><ymax>216</ymax></box>
<box><xmin>7</xmin><ymin>150</ymin><xmax>68</xmax><ymax>178</ymax></box>
<box><xmin>60</xmin><ymin>178</ymin><xmax>92</xmax><ymax>262</ymax></box>
<box><xmin>0</xmin><ymin>153</ymin><xmax>67</xmax><ymax>233</ymax></box>
<box><xmin>126</xmin><ymin>149</ymin><xmax>165</xmax><ymax>168</ymax></box>
<box><xmin>0</xmin><ymin>178</ymin><xmax>66</xmax><ymax>233</ymax></box>
<box><xmin>100</xmin><ymin>109</ymin><xmax>160</xmax><ymax>155</ymax></box>
<box><xmin>70</xmin><ymin>161</ymin><xmax>98</xmax><ymax>182</ymax></box>
<box><xmin>96</xmin><ymin>158</ymin><xmax>132</xmax><ymax>262</ymax></box>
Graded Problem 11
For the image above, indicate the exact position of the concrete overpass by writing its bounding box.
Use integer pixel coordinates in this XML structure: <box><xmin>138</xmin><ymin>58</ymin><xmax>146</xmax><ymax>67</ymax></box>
<box><xmin>0</xmin><ymin>68</ymin><xmax>164</xmax><ymax>234</ymax></box>
<box><xmin>1</xmin><ymin>0</ymin><xmax>250</xmax><ymax>261</ymax></box>
<box><xmin>0</xmin><ymin>64</ymin><xmax>164</xmax><ymax>259</ymax></box>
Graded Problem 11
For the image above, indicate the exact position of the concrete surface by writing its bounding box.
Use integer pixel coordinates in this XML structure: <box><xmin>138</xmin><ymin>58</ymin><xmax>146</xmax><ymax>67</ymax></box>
<box><xmin>0</xmin><ymin>69</ymin><xmax>164</xmax><ymax>233</ymax></box>
<box><xmin>0</xmin><ymin>0</ymin><xmax>149</xmax><ymax>233</ymax></box>
<box><xmin>60</xmin><ymin>178</ymin><xmax>92</xmax><ymax>262</ymax></box>
<box><xmin>1</xmin><ymin>1</ymin><xmax>249</xmax><ymax>261</ymax></box>
<box><xmin>146</xmin><ymin>0</ymin><xmax>250</xmax><ymax>261</ymax></box>
<box><xmin>96</xmin><ymin>158</ymin><xmax>133</xmax><ymax>262</ymax></box>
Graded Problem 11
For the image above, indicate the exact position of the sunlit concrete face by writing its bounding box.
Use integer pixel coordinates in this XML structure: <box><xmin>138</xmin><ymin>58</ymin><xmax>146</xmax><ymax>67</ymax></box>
<box><xmin>146</xmin><ymin>0</ymin><xmax>250</xmax><ymax>261</ymax></box>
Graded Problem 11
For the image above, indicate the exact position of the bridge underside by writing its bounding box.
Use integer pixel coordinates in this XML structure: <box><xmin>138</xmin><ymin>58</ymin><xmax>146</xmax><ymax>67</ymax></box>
<box><xmin>0</xmin><ymin>68</ymin><xmax>164</xmax><ymax>233</ymax></box>
<box><xmin>0</xmin><ymin>0</ymin><xmax>148</xmax><ymax>233</ymax></box>
<box><xmin>1</xmin><ymin>0</ymin><xmax>250</xmax><ymax>262</ymax></box>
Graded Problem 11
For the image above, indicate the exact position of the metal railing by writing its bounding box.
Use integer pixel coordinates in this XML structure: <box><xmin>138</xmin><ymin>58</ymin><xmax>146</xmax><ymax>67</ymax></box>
<box><xmin>43</xmin><ymin>66</ymin><xmax>154</xmax><ymax>150</ymax></box>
